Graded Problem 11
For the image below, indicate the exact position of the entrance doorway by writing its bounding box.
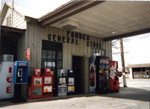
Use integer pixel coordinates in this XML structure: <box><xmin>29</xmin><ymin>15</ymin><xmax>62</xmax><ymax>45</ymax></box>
<box><xmin>72</xmin><ymin>56</ymin><xmax>84</xmax><ymax>94</ymax></box>
<box><xmin>1</xmin><ymin>36</ymin><xmax>18</xmax><ymax>60</ymax></box>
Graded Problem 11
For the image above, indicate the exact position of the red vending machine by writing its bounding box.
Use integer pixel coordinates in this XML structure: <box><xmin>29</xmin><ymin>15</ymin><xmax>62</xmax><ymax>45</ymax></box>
<box><xmin>28</xmin><ymin>68</ymin><xmax>43</xmax><ymax>99</ymax></box>
<box><xmin>109</xmin><ymin>61</ymin><xmax>119</xmax><ymax>92</ymax></box>
<box><xmin>43</xmin><ymin>68</ymin><xmax>53</xmax><ymax>98</ymax></box>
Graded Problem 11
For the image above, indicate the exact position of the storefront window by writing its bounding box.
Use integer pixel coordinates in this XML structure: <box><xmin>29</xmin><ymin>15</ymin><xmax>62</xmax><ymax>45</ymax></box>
<box><xmin>42</xmin><ymin>40</ymin><xmax>62</xmax><ymax>70</ymax></box>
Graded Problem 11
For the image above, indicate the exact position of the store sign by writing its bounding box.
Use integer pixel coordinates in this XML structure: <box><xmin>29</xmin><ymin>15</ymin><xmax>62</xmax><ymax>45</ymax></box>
<box><xmin>0</xmin><ymin>62</ymin><xmax>14</xmax><ymax>99</ymax></box>
<box><xmin>25</xmin><ymin>48</ymin><xmax>30</xmax><ymax>60</ymax></box>
<box><xmin>48</xmin><ymin>30</ymin><xmax>101</xmax><ymax>48</ymax></box>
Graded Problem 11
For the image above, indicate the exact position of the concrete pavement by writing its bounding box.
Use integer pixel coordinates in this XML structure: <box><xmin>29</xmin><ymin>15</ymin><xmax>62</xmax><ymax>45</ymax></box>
<box><xmin>0</xmin><ymin>79</ymin><xmax>150</xmax><ymax>109</ymax></box>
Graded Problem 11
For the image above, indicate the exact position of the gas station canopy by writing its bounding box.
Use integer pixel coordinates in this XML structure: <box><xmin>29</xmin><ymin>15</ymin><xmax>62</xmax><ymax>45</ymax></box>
<box><xmin>34</xmin><ymin>1</ymin><xmax>150</xmax><ymax>41</ymax></box>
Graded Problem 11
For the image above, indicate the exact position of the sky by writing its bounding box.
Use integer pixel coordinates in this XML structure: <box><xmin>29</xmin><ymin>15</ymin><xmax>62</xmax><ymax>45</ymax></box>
<box><xmin>1</xmin><ymin>0</ymin><xmax>150</xmax><ymax>69</ymax></box>
<box><xmin>1</xmin><ymin>0</ymin><xmax>71</xmax><ymax>18</ymax></box>
<box><xmin>112</xmin><ymin>33</ymin><xmax>150</xmax><ymax>69</ymax></box>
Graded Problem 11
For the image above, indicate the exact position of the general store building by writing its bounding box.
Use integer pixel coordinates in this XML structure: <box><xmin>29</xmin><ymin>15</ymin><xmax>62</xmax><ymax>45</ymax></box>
<box><xmin>1</xmin><ymin>1</ymin><xmax>150</xmax><ymax>96</ymax></box>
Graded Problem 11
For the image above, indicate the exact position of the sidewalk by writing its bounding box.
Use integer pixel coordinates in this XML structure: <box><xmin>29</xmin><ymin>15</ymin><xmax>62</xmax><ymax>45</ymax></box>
<box><xmin>0</xmin><ymin>79</ymin><xmax>150</xmax><ymax>109</ymax></box>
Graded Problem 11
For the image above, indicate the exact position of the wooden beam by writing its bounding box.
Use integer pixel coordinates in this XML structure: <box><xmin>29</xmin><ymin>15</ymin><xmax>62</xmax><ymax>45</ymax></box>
<box><xmin>25</xmin><ymin>16</ymin><xmax>39</xmax><ymax>24</ymax></box>
<box><xmin>103</xmin><ymin>28</ymin><xmax>150</xmax><ymax>41</ymax></box>
<box><xmin>1</xmin><ymin>31</ymin><xmax>21</xmax><ymax>38</ymax></box>
<box><xmin>1</xmin><ymin>26</ymin><xmax>25</xmax><ymax>34</ymax></box>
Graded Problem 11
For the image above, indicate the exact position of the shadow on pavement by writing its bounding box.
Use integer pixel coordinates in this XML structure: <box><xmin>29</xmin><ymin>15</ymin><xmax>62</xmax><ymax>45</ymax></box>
<box><xmin>0</xmin><ymin>93</ymin><xmax>95</xmax><ymax>107</ymax></box>
<box><xmin>0</xmin><ymin>87</ymin><xmax>149</xmax><ymax>107</ymax></box>
<box><xmin>98</xmin><ymin>87</ymin><xmax>150</xmax><ymax>102</ymax></box>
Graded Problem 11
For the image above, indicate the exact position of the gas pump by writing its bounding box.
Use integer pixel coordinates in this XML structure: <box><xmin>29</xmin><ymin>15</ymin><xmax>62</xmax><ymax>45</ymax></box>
<box><xmin>12</xmin><ymin>61</ymin><xmax>28</xmax><ymax>102</ymax></box>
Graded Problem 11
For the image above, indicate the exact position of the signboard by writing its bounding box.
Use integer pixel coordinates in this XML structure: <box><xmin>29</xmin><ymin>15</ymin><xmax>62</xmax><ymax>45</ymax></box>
<box><xmin>48</xmin><ymin>30</ymin><xmax>102</xmax><ymax>49</ymax></box>
<box><xmin>32</xmin><ymin>87</ymin><xmax>42</xmax><ymax>96</ymax></box>
<box><xmin>44</xmin><ymin>77</ymin><xmax>52</xmax><ymax>84</ymax></box>
<box><xmin>43</xmin><ymin>86</ymin><xmax>52</xmax><ymax>93</ymax></box>
<box><xmin>33</xmin><ymin>78</ymin><xmax>42</xmax><ymax>86</ymax></box>
<box><xmin>25</xmin><ymin>48</ymin><xmax>30</xmax><ymax>60</ymax></box>
<box><xmin>68</xmin><ymin>86</ymin><xmax>75</xmax><ymax>92</ymax></box>
<box><xmin>59</xmin><ymin>77</ymin><xmax>66</xmax><ymax>85</ymax></box>
<box><xmin>0</xmin><ymin>62</ymin><xmax>14</xmax><ymax>99</ymax></box>
<box><xmin>58</xmin><ymin>86</ymin><xmax>67</xmax><ymax>96</ymax></box>
<box><xmin>68</xmin><ymin>78</ymin><xmax>74</xmax><ymax>85</ymax></box>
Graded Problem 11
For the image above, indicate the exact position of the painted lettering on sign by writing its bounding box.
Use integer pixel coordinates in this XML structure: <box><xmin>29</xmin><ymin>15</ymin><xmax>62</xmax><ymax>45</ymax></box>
<box><xmin>48</xmin><ymin>30</ymin><xmax>101</xmax><ymax>49</ymax></box>
<box><xmin>6</xmin><ymin>77</ymin><xmax>12</xmax><ymax>83</ymax></box>
<box><xmin>100</xmin><ymin>58</ymin><xmax>109</xmax><ymax>64</ymax></box>
<box><xmin>6</xmin><ymin>86</ymin><xmax>11</xmax><ymax>93</ymax></box>
<box><xmin>9</xmin><ymin>67</ymin><xmax>12</xmax><ymax>73</ymax></box>
<box><xmin>25</xmin><ymin>48</ymin><xmax>30</xmax><ymax>60</ymax></box>
<box><xmin>110</xmin><ymin>62</ymin><xmax>117</xmax><ymax>80</ymax></box>
<box><xmin>18</xmin><ymin>63</ymin><xmax>26</xmax><ymax>66</ymax></box>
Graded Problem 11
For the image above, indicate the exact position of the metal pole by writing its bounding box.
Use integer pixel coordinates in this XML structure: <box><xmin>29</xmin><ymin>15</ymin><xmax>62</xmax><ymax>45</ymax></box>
<box><xmin>120</xmin><ymin>38</ymin><xmax>127</xmax><ymax>87</ymax></box>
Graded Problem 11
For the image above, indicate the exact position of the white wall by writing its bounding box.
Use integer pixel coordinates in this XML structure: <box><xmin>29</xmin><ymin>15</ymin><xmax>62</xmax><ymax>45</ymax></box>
<box><xmin>2</xmin><ymin>8</ymin><xmax>26</xmax><ymax>29</ymax></box>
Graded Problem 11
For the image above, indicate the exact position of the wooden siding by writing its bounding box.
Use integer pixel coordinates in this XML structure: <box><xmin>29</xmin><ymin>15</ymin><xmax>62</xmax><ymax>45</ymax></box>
<box><xmin>24</xmin><ymin>22</ymin><xmax>112</xmax><ymax>75</ymax></box>
<box><xmin>2</xmin><ymin>8</ymin><xmax>26</xmax><ymax>29</ymax></box>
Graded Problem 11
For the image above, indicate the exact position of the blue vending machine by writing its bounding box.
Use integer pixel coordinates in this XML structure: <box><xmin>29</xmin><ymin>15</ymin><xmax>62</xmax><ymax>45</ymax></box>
<box><xmin>13</xmin><ymin>61</ymin><xmax>28</xmax><ymax>102</ymax></box>
<box><xmin>67</xmin><ymin>70</ymin><xmax>75</xmax><ymax>95</ymax></box>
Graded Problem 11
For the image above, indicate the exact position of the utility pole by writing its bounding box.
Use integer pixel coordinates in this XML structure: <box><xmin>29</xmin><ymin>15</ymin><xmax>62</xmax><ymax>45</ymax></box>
<box><xmin>0</xmin><ymin>26</ymin><xmax>1</xmax><ymax>62</ymax></box>
<box><xmin>120</xmin><ymin>38</ymin><xmax>127</xmax><ymax>87</ymax></box>
<box><xmin>12</xmin><ymin>0</ymin><xmax>14</xmax><ymax>27</ymax></box>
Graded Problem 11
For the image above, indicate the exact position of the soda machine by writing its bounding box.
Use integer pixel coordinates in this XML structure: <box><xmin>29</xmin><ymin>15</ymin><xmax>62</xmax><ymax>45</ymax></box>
<box><xmin>109</xmin><ymin>61</ymin><xmax>119</xmax><ymax>92</ymax></box>
<box><xmin>90</xmin><ymin>56</ymin><xmax>110</xmax><ymax>94</ymax></box>
<box><xmin>97</xmin><ymin>57</ymin><xmax>110</xmax><ymax>93</ymax></box>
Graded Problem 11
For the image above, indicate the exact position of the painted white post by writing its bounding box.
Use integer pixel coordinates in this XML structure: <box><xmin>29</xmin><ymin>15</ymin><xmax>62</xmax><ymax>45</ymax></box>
<box><xmin>129</xmin><ymin>68</ymin><xmax>133</xmax><ymax>79</ymax></box>
<box><xmin>123</xmin><ymin>72</ymin><xmax>127</xmax><ymax>87</ymax></box>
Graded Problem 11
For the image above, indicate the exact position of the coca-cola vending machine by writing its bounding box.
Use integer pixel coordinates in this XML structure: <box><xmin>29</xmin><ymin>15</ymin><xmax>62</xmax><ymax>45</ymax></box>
<box><xmin>109</xmin><ymin>61</ymin><xmax>119</xmax><ymax>92</ymax></box>
<box><xmin>96</xmin><ymin>56</ymin><xmax>109</xmax><ymax>93</ymax></box>
<box><xmin>89</xmin><ymin>56</ymin><xmax>110</xmax><ymax>94</ymax></box>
